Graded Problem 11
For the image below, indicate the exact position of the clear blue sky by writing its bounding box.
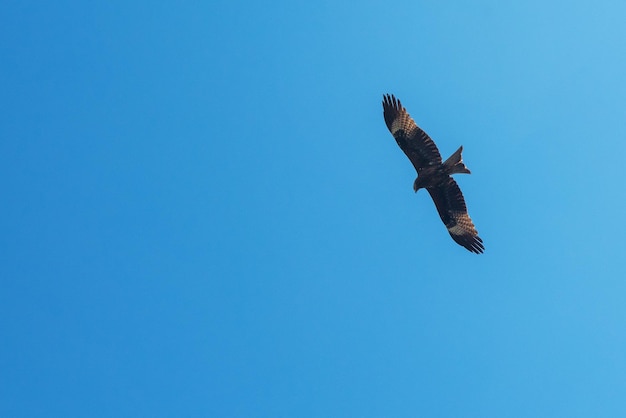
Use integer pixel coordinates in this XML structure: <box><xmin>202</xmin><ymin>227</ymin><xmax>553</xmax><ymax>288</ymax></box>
<box><xmin>2</xmin><ymin>1</ymin><xmax>626</xmax><ymax>416</ymax></box>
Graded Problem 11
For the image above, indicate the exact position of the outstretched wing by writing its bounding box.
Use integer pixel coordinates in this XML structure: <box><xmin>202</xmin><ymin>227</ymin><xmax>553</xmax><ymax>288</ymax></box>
<box><xmin>382</xmin><ymin>94</ymin><xmax>442</xmax><ymax>171</ymax></box>
<box><xmin>427</xmin><ymin>178</ymin><xmax>484</xmax><ymax>254</ymax></box>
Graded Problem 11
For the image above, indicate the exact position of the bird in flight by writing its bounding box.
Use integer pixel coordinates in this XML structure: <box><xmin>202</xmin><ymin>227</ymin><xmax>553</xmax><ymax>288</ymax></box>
<box><xmin>382</xmin><ymin>94</ymin><xmax>484</xmax><ymax>254</ymax></box>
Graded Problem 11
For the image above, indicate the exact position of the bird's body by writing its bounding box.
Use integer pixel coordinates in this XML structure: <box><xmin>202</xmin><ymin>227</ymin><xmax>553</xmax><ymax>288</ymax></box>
<box><xmin>382</xmin><ymin>94</ymin><xmax>484</xmax><ymax>254</ymax></box>
<box><xmin>413</xmin><ymin>165</ymin><xmax>449</xmax><ymax>190</ymax></box>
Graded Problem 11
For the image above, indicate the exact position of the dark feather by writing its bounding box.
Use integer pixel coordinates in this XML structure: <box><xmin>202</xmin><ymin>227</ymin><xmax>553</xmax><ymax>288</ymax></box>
<box><xmin>382</xmin><ymin>94</ymin><xmax>442</xmax><ymax>171</ymax></box>
<box><xmin>427</xmin><ymin>178</ymin><xmax>484</xmax><ymax>254</ymax></box>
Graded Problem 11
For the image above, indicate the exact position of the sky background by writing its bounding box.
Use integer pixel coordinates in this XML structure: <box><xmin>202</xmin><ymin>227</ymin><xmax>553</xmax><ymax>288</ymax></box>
<box><xmin>2</xmin><ymin>0</ymin><xmax>626</xmax><ymax>416</ymax></box>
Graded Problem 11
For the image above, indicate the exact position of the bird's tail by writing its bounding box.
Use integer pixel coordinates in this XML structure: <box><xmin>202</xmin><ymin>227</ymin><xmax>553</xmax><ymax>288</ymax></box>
<box><xmin>443</xmin><ymin>146</ymin><xmax>471</xmax><ymax>175</ymax></box>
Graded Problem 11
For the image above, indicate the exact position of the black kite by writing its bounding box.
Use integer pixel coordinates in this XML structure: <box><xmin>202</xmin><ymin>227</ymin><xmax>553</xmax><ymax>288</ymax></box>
<box><xmin>382</xmin><ymin>94</ymin><xmax>484</xmax><ymax>254</ymax></box>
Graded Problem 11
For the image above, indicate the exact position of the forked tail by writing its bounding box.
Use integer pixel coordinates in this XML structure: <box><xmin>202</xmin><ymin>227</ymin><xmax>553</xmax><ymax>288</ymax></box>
<box><xmin>443</xmin><ymin>146</ymin><xmax>471</xmax><ymax>175</ymax></box>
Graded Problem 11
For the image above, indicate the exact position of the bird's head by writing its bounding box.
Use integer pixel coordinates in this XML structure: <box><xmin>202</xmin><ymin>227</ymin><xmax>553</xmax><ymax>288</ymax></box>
<box><xmin>413</xmin><ymin>178</ymin><xmax>422</xmax><ymax>193</ymax></box>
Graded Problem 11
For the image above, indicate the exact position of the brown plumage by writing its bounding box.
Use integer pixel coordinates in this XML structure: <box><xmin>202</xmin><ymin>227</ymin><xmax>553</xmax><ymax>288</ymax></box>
<box><xmin>382</xmin><ymin>94</ymin><xmax>484</xmax><ymax>254</ymax></box>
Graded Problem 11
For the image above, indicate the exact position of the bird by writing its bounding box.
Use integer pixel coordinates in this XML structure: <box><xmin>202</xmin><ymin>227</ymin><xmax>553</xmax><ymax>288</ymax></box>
<box><xmin>382</xmin><ymin>94</ymin><xmax>484</xmax><ymax>254</ymax></box>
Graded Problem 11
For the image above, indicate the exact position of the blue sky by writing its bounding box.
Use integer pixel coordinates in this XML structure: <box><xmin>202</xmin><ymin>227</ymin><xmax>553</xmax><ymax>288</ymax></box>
<box><xmin>2</xmin><ymin>0</ymin><xmax>626</xmax><ymax>416</ymax></box>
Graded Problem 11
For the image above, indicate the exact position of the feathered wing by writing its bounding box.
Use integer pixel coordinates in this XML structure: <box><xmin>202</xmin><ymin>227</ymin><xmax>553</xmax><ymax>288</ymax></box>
<box><xmin>382</xmin><ymin>94</ymin><xmax>442</xmax><ymax>171</ymax></box>
<box><xmin>427</xmin><ymin>178</ymin><xmax>484</xmax><ymax>254</ymax></box>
